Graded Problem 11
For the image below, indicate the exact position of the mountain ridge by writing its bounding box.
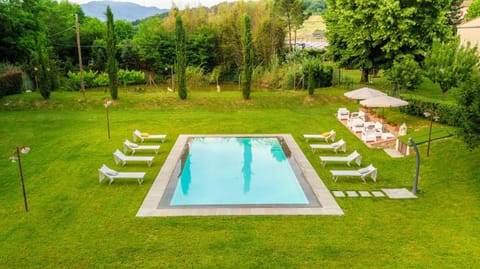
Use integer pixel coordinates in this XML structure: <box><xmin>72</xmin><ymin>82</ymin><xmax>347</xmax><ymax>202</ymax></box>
<box><xmin>81</xmin><ymin>1</ymin><xmax>168</xmax><ymax>21</ymax></box>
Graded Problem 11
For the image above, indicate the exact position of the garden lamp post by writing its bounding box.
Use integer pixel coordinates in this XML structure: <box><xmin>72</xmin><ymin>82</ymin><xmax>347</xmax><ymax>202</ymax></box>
<box><xmin>10</xmin><ymin>146</ymin><xmax>31</xmax><ymax>212</ymax></box>
<box><xmin>424</xmin><ymin>109</ymin><xmax>439</xmax><ymax>157</ymax></box>
<box><xmin>33</xmin><ymin>67</ymin><xmax>38</xmax><ymax>91</ymax></box>
<box><xmin>104</xmin><ymin>99</ymin><xmax>113</xmax><ymax>140</ymax></box>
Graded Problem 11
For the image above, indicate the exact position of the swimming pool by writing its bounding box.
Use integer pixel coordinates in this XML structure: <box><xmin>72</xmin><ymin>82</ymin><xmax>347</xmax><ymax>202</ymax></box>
<box><xmin>137</xmin><ymin>134</ymin><xmax>343</xmax><ymax>216</ymax></box>
<box><xmin>168</xmin><ymin>137</ymin><xmax>310</xmax><ymax>206</ymax></box>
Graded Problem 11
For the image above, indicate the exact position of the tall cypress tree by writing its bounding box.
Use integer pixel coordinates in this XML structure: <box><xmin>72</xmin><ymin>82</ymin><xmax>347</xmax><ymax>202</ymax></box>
<box><xmin>35</xmin><ymin>34</ymin><xmax>51</xmax><ymax>100</ymax></box>
<box><xmin>242</xmin><ymin>15</ymin><xmax>253</xmax><ymax>100</ymax></box>
<box><xmin>106</xmin><ymin>6</ymin><xmax>118</xmax><ymax>100</ymax></box>
<box><xmin>175</xmin><ymin>14</ymin><xmax>187</xmax><ymax>100</ymax></box>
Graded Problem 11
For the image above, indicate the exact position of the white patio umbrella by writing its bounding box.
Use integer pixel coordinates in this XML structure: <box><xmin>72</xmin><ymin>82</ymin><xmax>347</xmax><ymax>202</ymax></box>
<box><xmin>360</xmin><ymin>95</ymin><xmax>409</xmax><ymax>118</ymax></box>
<box><xmin>344</xmin><ymin>87</ymin><xmax>387</xmax><ymax>100</ymax></box>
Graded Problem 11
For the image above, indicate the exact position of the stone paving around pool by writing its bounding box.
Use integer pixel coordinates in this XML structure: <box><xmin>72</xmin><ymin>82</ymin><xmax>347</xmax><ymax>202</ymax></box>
<box><xmin>332</xmin><ymin>188</ymin><xmax>417</xmax><ymax>199</ymax></box>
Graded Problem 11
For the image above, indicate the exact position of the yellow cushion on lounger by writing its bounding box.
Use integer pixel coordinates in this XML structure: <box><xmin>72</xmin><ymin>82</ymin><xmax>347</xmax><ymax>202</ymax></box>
<box><xmin>322</xmin><ymin>131</ymin><xmax>331</xmax><ymax>137</ymax></box>
<box><xmin>141</xmin><ymin>132</ymin><xmax>149</xmax><ymax>137</ymax></box>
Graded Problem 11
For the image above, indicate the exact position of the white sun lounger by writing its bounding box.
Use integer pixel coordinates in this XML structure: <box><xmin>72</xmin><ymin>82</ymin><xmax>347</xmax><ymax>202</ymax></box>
<box><xmin>133</xmin><ymin>129</ymin><xmax>166</xmax><ymax>143</ymax></box>
<box><xmin>310</xmin><ymin>139</ymin><xmax>347</xmax><ymax>153</ymax></box>
<box><xmin>330</xmin><ymin>164</ymin><xmax>377</xmax><ymax>183</ymax></box>
<box><xmin>123</xmin><ymin>139</ymin><xmax>160</xmax><ymax>155</ymax></box>
<box><xmin>303</xmin><ymin>130</ymin><xmax>336</xmax><ymax>142</ymax></box>
<box><xmin>319</xmin><ymin>150</ymin><xmax>362</xmax><ymax>167</ymax></box>
<box><xmin>98</xmin><ymin>164</ymin><xmax>146</xmax><ymax>184</ymax></box>
<box><xmin>113</xmin><ymin>149</ymin><xmax>154</xmax><ymax>167</ymax></box>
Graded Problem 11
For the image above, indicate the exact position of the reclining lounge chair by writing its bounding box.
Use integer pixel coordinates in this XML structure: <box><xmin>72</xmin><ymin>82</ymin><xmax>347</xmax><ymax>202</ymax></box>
<box><xmin>319</xmin><ymin>150</ymin><xmax>362</xmax><ymax>167</ymax></box>
<box><xmin>123</xmin><ymin>139</ymin><xmax>160</xmax><ymax>155</ymax></box>
<box><xmin>133</xmin><ymin>129</ymin><xmax>166</xmax><ymax>143</ymax></box>
<box><xmin>330</xmin><ymin>164</ymin><xmax>377</xmax><ymax>183</ymax></box>
<box><xmin>310</xmin><ymin>139</ymin><xmax>347</xmax><ymax>153</ymax></box>
<box><xmin>303</xmin><ymin>130</ymin><xmax>336</xmax><ymax>143</ymax></box>
<box><xmin>98</xmin><ymin>164</ymin><xmax>146</xmax><ymax>184</ymax></box>
<box><xmin>113</xmin><ymin>149</ymin><xmax>154</xmax><ymax>167</ymax></box>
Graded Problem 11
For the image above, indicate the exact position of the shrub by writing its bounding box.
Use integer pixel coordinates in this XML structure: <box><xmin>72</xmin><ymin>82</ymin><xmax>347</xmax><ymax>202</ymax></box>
<box><xmin>0</xmin><ymin>70</ymin><xmax>23</xmax><ymax>98</ymax></box>
<box><xmin>283</xmin><ymin>66</ymin><xmax>304</xmax><ymax>90</ymax></box>
<box><xmin>118</xmin><ymin>69</ymin><xmax>145</xmax><ymax>86</ymax></box>
<box><xmin>301</xmin><ymin>58</ymin><xmax>333</xmax><ymax>89</ymax></box>
<box><xmin>400</xmin><ymin>94</ymin><xmax>462</xmax><ymax>126</ymax></box>
<box><xmin>93</xmin><ymin>72</ymin><xmax>109</xmax><ymax>87</ymax></box>
<box><xmin>186</xmin><ymin>66</ymin><xmax>207</xmax><ymax>87</ymax></box>
<box><xmin>62</xmin><ymin>69</ymin><xmax>145</xmax><ymax>90</ymax></box>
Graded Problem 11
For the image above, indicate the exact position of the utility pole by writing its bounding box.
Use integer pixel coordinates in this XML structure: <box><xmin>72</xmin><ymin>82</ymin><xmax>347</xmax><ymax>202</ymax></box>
<box><xmin>75</xmin><ymin>14</ymin><xmax>86</xmax><ymax>101</ymax></box>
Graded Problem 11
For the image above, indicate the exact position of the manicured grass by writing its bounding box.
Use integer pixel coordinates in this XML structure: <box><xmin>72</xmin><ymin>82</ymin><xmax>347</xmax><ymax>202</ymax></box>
<box><xmin>0</xmin><ymin>87</ymin><xmax>479</xmax><ymax>268</ymax></box>
<box><xmin>398</xmin><ymin>128</ymin><xmax>453</xmax><ymax>145</ymax></box>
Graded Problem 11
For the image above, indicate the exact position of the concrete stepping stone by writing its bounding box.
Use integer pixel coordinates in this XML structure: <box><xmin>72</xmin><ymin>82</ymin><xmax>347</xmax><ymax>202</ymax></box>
<box><xmin>345</xmin><ymin>191</ymin><xmax>359</xmax><ymax>197</ymax></box>
<box><xmin>371</xmin><ymin>191</ymin><xmax>385</xmax><ymax>197</ymax></box>
<box><xmin>358</xmin><ymin>191</ymin><xmax>372</xmax><ymax>197</ymax></box>
<box><xmin>382</xmin><ymin>188</ymin><xmax>417</xmax><ymax>199</ymax></box>
<box><xmin>332</xmin><ymin>191</ymin><xmax>346</xmax><ymax>197</ymax></box>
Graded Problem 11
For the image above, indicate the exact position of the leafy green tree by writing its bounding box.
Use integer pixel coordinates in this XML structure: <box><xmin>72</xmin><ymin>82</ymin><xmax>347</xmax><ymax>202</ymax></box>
<box><xmin>304</xmin><ymin>0</ymin><xmax>327</xmax><ymax>14</ymax></box>
<box><xmin>274</xmin><ymin>0</ymin><xmax>306</xmax><ymax>52</ymax></box>
<box><xmin>466</xmin><ymin>0</ymin><xmax>480</xmax><ymax>21</ymax></box>
<box><xmin>385</xmin><ymin>55</ymin><xmax>423</xmax><ymax>95</ymax></box>
<box><xmin>187</xmin><ymin>25</ymin><xmax>217</xmax><ymax>72</ymax></box>
<box><xmin>423</xmin><ymin>39</ymin><xmax>479</xmax><ymax>100</ymax></box>
<box><xmin>91</xmin><ymin>39</ymin><xmax>106</xmax><ymax>71</ymax></box>
<box><xmin>105</xmin><ymin>6</ymin><xmax>118</xmax><ymax>99</ymax></box>
<box><xmin>133</xmin><ymin>16</ymin><xmax>175</xmax><ymax>72</ymax></box>
<box><xmin>0</xmin><ymin>0</ymin><xmax>44</xmax><ymax>63</ymax></box>
<box><xmin>456</xmin><ymin>71</ymin><xmax>480</xmax><ymax>149</ymax></box>
<box><xmin>40</xmin><ymin>0</ymin><xmax>84</xmax><ymax>67</ymax></box>
<box><xmin>325</xmin><ymin>0</ymin><xmax>453</xmax><ymax>83</ymax></box>
<box><xmin>242</xmin><ymin>15</ymin><xmax>254</xmax><ymax>100</ymax></box>
<box><xmin>120</xmin><ymin>40</ymin><xmax>139</xmax><ymax>70</ymax></box>
<box><xmin>175</xmin><ymin>14</ymin><xmax>187</xmax><ymax>100</ymax></box>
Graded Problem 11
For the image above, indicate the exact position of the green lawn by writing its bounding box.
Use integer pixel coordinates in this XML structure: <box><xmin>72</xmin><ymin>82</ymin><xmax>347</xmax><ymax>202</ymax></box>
<box><xmin>0</xmin><ymin>87</ymin><xmax>479</xmax><ymax>268</ymax></box>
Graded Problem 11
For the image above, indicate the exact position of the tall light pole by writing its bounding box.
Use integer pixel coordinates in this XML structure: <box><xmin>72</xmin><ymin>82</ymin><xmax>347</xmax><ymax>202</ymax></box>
<box><xmin>104</xmin><ymin>99</ymin><xmax>113</xmax><ymax>139</ymax></box>
<box><xmin>10</xmin><ymin>146</ymin><xmax>31</xmax><ymax>212</ymax></box>
<box><xmin>424</xmin><ymin>109</ymin><xmax>439</xmax><ymax>157</ymax></box>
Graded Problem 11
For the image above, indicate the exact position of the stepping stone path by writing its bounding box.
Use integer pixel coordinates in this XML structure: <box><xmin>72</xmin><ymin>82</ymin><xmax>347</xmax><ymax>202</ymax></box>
<box><xmin>332</xmin><ymin>188</ymin><xmax>416</xmax><ymax>199</ymax></box>
<box><xmin>345</xmin><ymin>191</ymin><xmax>359</xmax><ymax>197</ymax></box>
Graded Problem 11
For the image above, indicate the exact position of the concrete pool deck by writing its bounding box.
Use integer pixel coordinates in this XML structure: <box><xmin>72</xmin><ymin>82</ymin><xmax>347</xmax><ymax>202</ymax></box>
<box><xmin>136</xmin><ymin>134</ymin><xmax>344</xmax><ymax>217</ymax></box>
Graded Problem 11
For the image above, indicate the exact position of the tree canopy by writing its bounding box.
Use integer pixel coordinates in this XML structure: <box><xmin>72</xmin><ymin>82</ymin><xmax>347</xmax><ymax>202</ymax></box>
<box><xmin>324</xmin><ymin>0</ymin><xmax>454</xmax><ymax>83</ymax></box>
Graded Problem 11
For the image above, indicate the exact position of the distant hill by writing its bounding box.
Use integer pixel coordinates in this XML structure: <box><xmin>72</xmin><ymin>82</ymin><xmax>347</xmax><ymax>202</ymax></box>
<box><xmin>81</xmin><ymin>1</ymin><xmax>168</xmax><ymax>21</ymax></box>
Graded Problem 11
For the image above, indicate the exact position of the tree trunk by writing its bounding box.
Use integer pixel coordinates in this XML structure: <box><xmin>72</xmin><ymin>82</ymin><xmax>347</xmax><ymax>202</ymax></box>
<box><xmin>287</xmin><ymin>14</ymin><xmax>292</xmax><ymax>53</ymax></box>
<box><xmin>442</xmin><ymin>91</ymin><xmax>447</xmax><ymax>101</ymax></box>
<box><xmin>360</xmin><ymin>68</ymin><xmax>369</xmax><ymax>83</ymax></box>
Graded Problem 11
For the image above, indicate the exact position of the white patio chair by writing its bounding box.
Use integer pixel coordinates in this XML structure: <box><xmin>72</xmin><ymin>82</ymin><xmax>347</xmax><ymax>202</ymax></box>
<box><xmin>303</xmin><ymin>130</ymin><xmax>336</xmax><ymax>143</ymax></box>
<box><xmin>351</xmin><ymin>118</ymin><xmax>365</xmax><ymax>133</ymax></box>
<box><xmin>310</xmin><ymin>139</ymin><xmax>347</xmax><ymax>153</ymax></box>
<box><xmin>113</xmin><ymin>149</ymin><xmax>154</xmax><ymax>167</ymax></box>
<box><xmin>371</xmin><ymin>122</ymin><xmax>383</xmax><ymax>137</ymax></box>
<box><xmin>132</xmin><ymin>129</ymin><xmax>166</xmax><ymax>143</ymax></box>
<box><xmin>319</xmin><ymin>150</ymin><xmax>362</xmax><ymax>167</ymax></box>
<box><xmin>98</xmin><ymin>164</ymin><xmax>146</xmax><ymax>185</ymax></box>
<box><xmin>337</xmin><ymin>108</ymin><xmax>350</xmax><ymax>120</ymax></box>
<box><xmin>361</xmin><ymin>126</ymin><xmax>377</xmax><ymax>142</ymax></box>
<box><xmin>330</xmin><ymin>164</ymin><xmax>377</xmax><ymax>183</ymax></box>
<box><xmin>123</xmin><ymin>139</ymin><xmax>160</xmax><ymax>155</ymax></box>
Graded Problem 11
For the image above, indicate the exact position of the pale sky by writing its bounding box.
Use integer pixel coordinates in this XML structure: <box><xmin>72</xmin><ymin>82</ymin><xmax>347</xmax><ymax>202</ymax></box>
<box><xmin>62</xmin><ymin>0</ymin><xmax>240</xmax><ymax>9</ymax></box>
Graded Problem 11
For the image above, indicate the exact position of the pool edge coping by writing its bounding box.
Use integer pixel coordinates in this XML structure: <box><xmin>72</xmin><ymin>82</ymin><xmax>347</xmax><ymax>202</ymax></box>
<box><xmin>136</xmin><ymin>134</ymin><xmax>344</xmax><ymax>217</ymax></box>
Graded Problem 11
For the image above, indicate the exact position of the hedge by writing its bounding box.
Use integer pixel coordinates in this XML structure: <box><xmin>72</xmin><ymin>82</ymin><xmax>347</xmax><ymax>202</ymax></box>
<box><xmin>0</xmin><ymin>70</ymin><xmax>23</xmax><ymax>98</ymax></box>
<box><xmin>400</xmin><ymin>94</ymin><xmax>461</xmax><ymax>126</ymax></box>
<box><xmin>63</xmin><ymin>69</ymin><xmax>146</xmax><ymax>91</ymax></box>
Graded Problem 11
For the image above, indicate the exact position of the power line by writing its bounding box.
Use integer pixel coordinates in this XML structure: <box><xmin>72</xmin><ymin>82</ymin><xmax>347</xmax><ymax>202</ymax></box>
<box><xmin>47</xmin><ymin>25</ymin><xmax>76</xmax><ymax>37</ymax></box>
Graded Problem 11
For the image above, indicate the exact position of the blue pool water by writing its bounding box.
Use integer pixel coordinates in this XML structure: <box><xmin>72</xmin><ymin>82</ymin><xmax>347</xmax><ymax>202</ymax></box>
<box><xmin>170</xmin><ymin>137</ymin><xmax>309</xmax><ymax>206</ymax></box>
